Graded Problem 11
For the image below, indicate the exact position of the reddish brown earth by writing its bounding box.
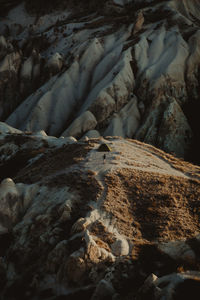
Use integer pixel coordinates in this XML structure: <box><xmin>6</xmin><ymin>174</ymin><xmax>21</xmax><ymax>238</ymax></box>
<box><xmin>103</xmin><ymin>168</ymin><xmax>200</xmax><ymax>242</ymax></box>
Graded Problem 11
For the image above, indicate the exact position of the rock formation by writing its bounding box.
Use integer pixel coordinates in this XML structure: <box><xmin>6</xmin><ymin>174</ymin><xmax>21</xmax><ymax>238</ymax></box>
<box><xmin>0</xmin><ymin>0</ymin><xmax>200</xmax><ymax>162</ymax></box>
<box><xmin>0</xmin><ymin>130</ymin><xmax>199</xmax><ymax>299</ymax></box>
<box><xmin>0</xmin><ymin>1</ymin><xmax>200</xmax><ymax>299</ymax></box>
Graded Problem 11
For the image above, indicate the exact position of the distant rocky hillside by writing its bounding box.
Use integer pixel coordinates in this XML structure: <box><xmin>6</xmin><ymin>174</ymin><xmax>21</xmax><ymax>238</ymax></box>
<box><xmin>0</xmin><ymin>130</ymin><xmax>200</xmax><ymax>299</ymax></box>
<box><xmin>0</xmin><ymin>0</ymin><xmax>200</xmax><ymax>164</ymax></box>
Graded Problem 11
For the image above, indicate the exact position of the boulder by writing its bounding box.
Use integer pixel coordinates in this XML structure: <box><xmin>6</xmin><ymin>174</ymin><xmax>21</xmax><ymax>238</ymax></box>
<box><xmin>45</xmin><ymin>52</ymin><xmax>63</xmax><ymax>77</ymax></box>
<box><xmin>111</xmin><ymin>238</ymin><xmax>129</xmax><ymax>256</ymax></box>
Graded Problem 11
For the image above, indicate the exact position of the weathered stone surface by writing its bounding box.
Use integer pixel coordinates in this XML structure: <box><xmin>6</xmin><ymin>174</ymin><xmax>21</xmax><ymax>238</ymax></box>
<box><xmin>45</xmin><ymin>52</ymin><xmax>63</xmax><ymax>77</ymax></box>
<box><xmin>0</xmin><ymin>36</ymin><xmax>7</xmax><ymax>60</ymax></box>
<box><xmin>62</xmin><ymin>111</ymin><xmax>98</xmax><ymax>138</ymax></box>
<box><xmin>1</xmin><ymin>0</ymin><xmax>200</xmax><ymax>161</ymax></box>
<box><xmin>0</xmin><ymin>132</ymin><xmax>199</xmax><ymax>299</ymax></box>
<box><xmin>0</xmin><ymin>0</ymin><xmax>200</xmax><ymax>298</ymax></box>
<box><xmin>0</xmin><ymin>50</ymin><xmax>21</xmax><ymax>119</ymax></box>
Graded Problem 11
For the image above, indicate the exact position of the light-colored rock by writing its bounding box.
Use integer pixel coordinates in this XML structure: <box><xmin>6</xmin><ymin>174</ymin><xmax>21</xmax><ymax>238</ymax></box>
<box><xmin>45</xmin><ymin>52</ymin><xmax>63</xmax><ymax>76</ymax></box>
<box><xmin>0</xmin><ymin>121</ymin><xmax>22</xmax><ymax>134</ymax></box>
<box><xmin>20</xmin><ymin>56</ymin><xmax>34</xmax><ymax>80</ymax></box>
<box><xmin>82</xmin><ymin>130</ymin><xmax>100</xmax><ymax>139</ymax></box>
<box><xmin>0</xmin><ymin>1</ymin><xmax>200</xmax><ymax>298</ymax></box>
<box><xmin>0</xmin><ymin>51</ymin><xmax>21</xmax><ymax>73</ymax></box>
<box><xmin>62</xmin><ymin>111</ymin><xmax>97</xmax><ymax>138</ymax></box>
<box><xmin>136</xmin><ymin>97</ymin><xmax>193</xmax><ymax>158</ymax></box>
<box><xmin>157</xmin><ymin>98</ymin><xmax>193</xmax><ymax>157</ymax></box>
<box><xmin>104</xmin><ymin>96</ymin><xmax>140</xmax><ymax>138</ymax></box>
<box><xmin>89</xmin><ymin>90</ymin><xmax>116</xmax><ymax>123</ymax></box>
<box><xmin>111</xmin><ymin>238</ymin><xmax>129</xmax><ymax>256</ymax></box>
<box><xmin>85</xmin><ymin>230</ymin><xmax>101</xmax><ymax>263</ymax></box>
<box><xmin>71</xmin><ymin>217</ymin><xmax>89</xmax><ymax>234</ymax></box>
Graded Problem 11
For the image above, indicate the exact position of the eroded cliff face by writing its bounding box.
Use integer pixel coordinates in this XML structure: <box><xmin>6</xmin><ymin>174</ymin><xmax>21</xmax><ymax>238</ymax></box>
<box><xmin>0</xmin><ymin>2</ymin><xmax>200</xmax><ymax>298</ymax></box>
<box><xmin>0</xmin><ymin>0</ymin><xmax>200</xmax><ymax>162</ymax></box>
<box><xmin>0</xmin><ymin>131</ymin><xmax>200</xmax><ymax>299</ymax></box>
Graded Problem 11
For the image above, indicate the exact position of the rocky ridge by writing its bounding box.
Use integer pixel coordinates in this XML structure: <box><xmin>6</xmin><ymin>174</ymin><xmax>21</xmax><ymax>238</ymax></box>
<box><xmin>0</xmin><ymin>1</ymin><xmax>200</xmax><ymax>299</ymax></box>
<box><xmin>0</xmin><ymin>129</ymin><xmax>200</xmax><ymax>299</ymax></box>
<box><xmin>0</xmin><ymin>0</ymin><xmax>200</xmax><ymax>163</ymax></box>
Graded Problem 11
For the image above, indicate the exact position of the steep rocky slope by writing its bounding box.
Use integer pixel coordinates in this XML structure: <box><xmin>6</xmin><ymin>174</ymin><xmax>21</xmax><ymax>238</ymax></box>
<box><xmin>0</xmin><ymin>130</ymin><xmax>200</xmax><ymax>299</ymax></box>
<box><xmin>1</xmin><ymin>2</ymin><xmax>200</xmax><ymax>299</ymax></box>
<box><xmin>0</xmin><ymin>0</ymin><xmax>200</xmax><ymax>163</ymax></box>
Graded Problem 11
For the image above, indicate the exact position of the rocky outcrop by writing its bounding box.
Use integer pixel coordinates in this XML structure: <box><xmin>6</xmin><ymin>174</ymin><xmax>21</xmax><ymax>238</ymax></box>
<box><xmin>62</xmin><ymin>111</ymin><xmax>98</xmax><ymax>138</ymax></box>
<box><xmin>45</xmin><ymin>52</ymin><xmax>63</xmax><ymax>77</ymax></box>
<box><xmin>1</xmin><ymin>2</ymin><xmax>200</xmax><ymax>299</ymax></box>
<box><xmin>0</xmin><ymin>47</ymin><xmax>21</xmax><ymax>119</ymax></box>
<box><xmin>0</xmin><ymin>36</ymin><xmax>8</xmax><ymax>60</ymax></box>
<box><xmin>0</xmin><ymin>131</ymin><xmax>200</xmax><ymax>299</ymax></box>
<box><xmin>104</xmin><ymin>95</ymin><xmax>140</xmax><ymax>138</ymax></box>
<box><xmin>137</xmin><ymin>271</ymin><xmax>200</xmax><ymax>300</ymax></box>
<box><xmin>1</xmin><ymin>0</ymin><xmax>200</xmax><ymax>162</ymax></box>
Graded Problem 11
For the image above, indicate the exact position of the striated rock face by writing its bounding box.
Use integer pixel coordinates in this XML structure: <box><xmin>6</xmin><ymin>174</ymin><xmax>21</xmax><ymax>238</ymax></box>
<box><xmin>0</xmin><ymin>1</ymin><xmax>200</xmax><ymax>297</ymax></box>
<box><xmin>0</xmin><ymin>131</ymin><xmax>200</xmax><ymax>299</ymax></box>
<box><xmin>0</xmin><ymin>48</ymin><xmax>21</xmax><ymax>119</ymax></box>
<box><xmin>0</xmin><ymin>0</ymin><xmax>200</xmax><ymax>162</ymax></box>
